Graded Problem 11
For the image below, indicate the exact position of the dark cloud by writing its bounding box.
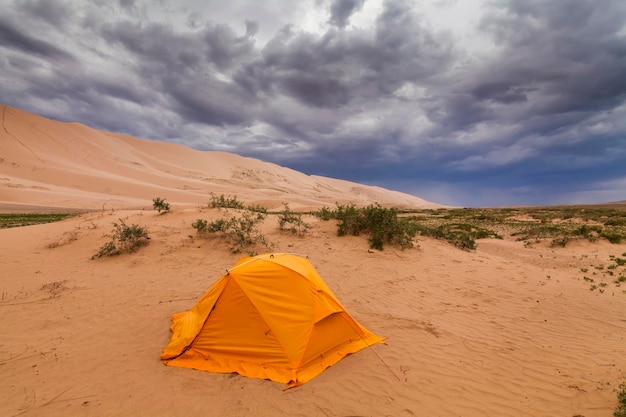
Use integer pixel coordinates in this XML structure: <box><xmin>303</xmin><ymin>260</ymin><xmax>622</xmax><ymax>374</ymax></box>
<box><xmin>15</xmin><ymin>0</ymin><xmax>74</xmax><ymax>29</ymax></box>
<box><xmin>469</xmin><ymin>0</ymin><xmax>626</xmax><ymax>121</ymax></box>
<box><xmin>0</xmin><ymin>16</ymin><xmax>75</xmax><ymax>62</ymax></box>
<box><xmin>245</xmin><ymin>20</ymin><xmax>259</xmax><ymax>38</ymax></box>
<box><xmin>0</xmin><ymin>0</ymin><xmax>625</xmax><ymax>206</ymax></box>
<box><xmin>99</xmin><ymin>19</ymin><xmax>258</xmax><ymax>126</ymax></box>
<box><xmin>235</xmin><ymin>1</ymin><xmax>452</xmax><ymax>111</ymax></box>
<box><xmin>118</xmin><ymin>0</ymin><xmax>136</xmax><ymax>10</ymax></box>
<box><xmin>389</xmin><ymin>0</ymin><xmax>626</xmax><ymax>204</ymax></box>
<box><xmin>329</xmin><ymin>0</ymin><xmax>365</xmax><ymax>28</ymax></box>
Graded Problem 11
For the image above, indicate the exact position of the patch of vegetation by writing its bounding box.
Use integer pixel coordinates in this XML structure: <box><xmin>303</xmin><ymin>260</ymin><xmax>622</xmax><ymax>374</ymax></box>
<box><xmin>191</xmin><ymin>218</ymin><xmax>209</xmax><ymax>234</ymax></box>
<box><xmin>313</xmin><ymin>206</ymin><xmax>334</xmax><ymax>221</ymax></box>
<box><xmin>313</xmin><ymin>204</ymin><xmax>626</xmax><ymax>251</ymax></box>
<box><xmin>246</xmin><ymin>204</ymin><xmax>268</xmax><ymax>214</ymax></box>
<box><xmin>412</xmin><ymin>223</ymin><xmax>502</xmax><ymax>251</ymax></box>
<box><xmin>277</xmin><ymin>203</ymin><xmax>311</xmax><ymax>237</ymax></box>
<box><xmin>208</xmin><ymin>193</ymin><xmax>244</xmax><ymax>210</ymax></box>
<box><xmin>320</xmin><ymin>203</ymin><xmax>416</xmax><ymax>250</ymax></box>
<box><xmin>152</xmin><ymin>197</ymin><xmax>170</xmax><ymax>213</ymax></box>
<box><xmin>92</xmin><ymin>220</ymin><xmax>149</xmax><ymax>259</ymax></box>
<box><xmin>586</xmin><ymin>254</ymin><xmax>626</xmax><ymax>293</ymax></box>
<box><xmin>0</xmin><ymin>213</ymin><xmax>77</xmax><ymax>229</ymax></box>
<box><xmin>615</xmin><ymin>382</ymin><xmax>626</xmax><ymax>417</ymax></box>
<box><xmin>414</xmin><ymin>205</ymin><xmax>626</xmax><ymax>248</ymax></box>
<box><xmin>192</xmin><ymin>211</ymin><xmax>271</xmax><ymax>254</ymax></box>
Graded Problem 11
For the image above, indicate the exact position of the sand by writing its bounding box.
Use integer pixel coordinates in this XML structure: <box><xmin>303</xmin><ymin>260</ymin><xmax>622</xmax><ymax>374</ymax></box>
<box><xmin>0</xmin><ymin>105</ymin><xmax>438</xmax><ymax>212</ymax></box>
<box><xmin>1</xmin><ymin>105</ymin><xmax>625</xmax><ymax>416</ymax></box>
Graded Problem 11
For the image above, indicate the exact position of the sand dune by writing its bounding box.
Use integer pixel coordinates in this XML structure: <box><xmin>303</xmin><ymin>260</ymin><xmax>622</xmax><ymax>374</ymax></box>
<box><xmin>1</xmin><ymin>105</ymin><xmax>625</xmax><ymax>416</ymax></box>
<box><xmin>0</xmin><ymin>104</ymin><xmax>438</xmax><ymax>211</ymax></box>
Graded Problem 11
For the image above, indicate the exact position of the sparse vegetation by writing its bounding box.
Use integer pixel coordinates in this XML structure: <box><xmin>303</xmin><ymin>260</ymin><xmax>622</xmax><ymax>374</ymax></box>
<box><xmin>209</xmin><ymin>193</ymin><xmax>244</xmax><ymax>210</ymax></box>
<box><xmin>314</xmin><ymin>206</ymin><xmax>334</xmax><ymax>221</ymax></box>
<box><xmin>152</xmin><ymin>197</ymin><xmax>170</xmax><ymax>213</ymax></box>
<box><xmin>318</xmin><ymin>203</ymin><xmax>416</xmax><ymax>250</ymax></box>
<box><xmin>191</xmin><ymin>218</ymin><xmax>209</xmax><ymax>234</ymax></box>
<box><xmin>192</xmin><ymin>211</ymin><xmax>271</xmax><ymax>254</ymax></box>
<box><xmin>311</xmin><ymin>204</ymin><xmax>626</xmax><ymax>252</ymax></box>
<box><xmin>407</xmin><ymin>205</ymin><xmax>625</xmax><ymax>249</ymax></box>
<box><xmin>0</xmin><ymin>213</ymin><xmax>78</xmax><ymax>228</ymax></box>
<box><xmin>92</xmin><ymin>219</ymin><xmax>149</xmax><ymax>259</ymax></box>
<box><xmin>247</xmin><ymin>204</ymin><xmax>268</xmax><ymax>214</ymax></box>
<box><xmin>411</xmin><ymin>222</ymin><xmax>501</xmax><ymax>251</ymax></box>
<box><xmin>277</xmin><ymin>203</ymin><xmax>311</xmax><ymax>237</ymax></box>
<box><xmin>586</xmin><ymin>253</ymin><xmax>626</xmax><ymax>293</ymax></box>
<box><xmin>615</xmin><ymin>382</ymin><xmax>626</xmax><ymax>417</ymax></box>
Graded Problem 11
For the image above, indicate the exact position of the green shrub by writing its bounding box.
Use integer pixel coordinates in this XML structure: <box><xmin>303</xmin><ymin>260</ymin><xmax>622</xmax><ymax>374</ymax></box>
<box><xmin>247</xmin><ymin>204</ymin><xmax>268</xmax><ymax>214</ymax></box>
<box><xmin>92</xmin><ymin>220</ymin><xmax>149</xmax><ymax>259</ymax></box>
<box><xmin>411</xmin><ymin>222</ymin><xmax>500</xmax><ymax>251</ymax></box>
<box><xmin>615</xmin><ymin>382</ymin><xmax>626</xmax><ymax>417</ymax></box>
<box><xmin>550</xmin><ymin>237</ymin><xmax>569</xmax><ymax>248</ymax></box>
<box><xmin>277</xmin><ymin>203</ymin><xmax>311</xmax><ymax>236</ymax></box>
<box><xmin>333</xmin><ymin>203</ymin><xmax>415</xmax><ymax>250</ymax></box>
<box><xmin>362</xmin><ymin>204</ymin><xmax>414</xmax><ymax>250</ymax></box>
<box><xmin>191</xmin><ymin>219</ymin><xmax>208</xmax><ymax>233</ymax></box>
<box><xmin>601</xmin><ymin>231</ymin><xmax>623</xmax><ymax>244</ymax></box>
<box><xmin>335</xmin><ymin>203</ymin><xmax>364</xmax><ymax>237</ymax></box>
<box><xmin>193</xmin><ymin>212</ymin><xmax>271</xmax><ymax>253</ymax></box>
<box><xmin>207</xmin><ymin>218</ymin><xmax>230</xmax><ymax>233</ymax></box>
<box><xmin>208</xmin><ymin>193</ymin><xmax>244</xmax><ymax>209</ymax></box>
<box><xmin>313</xmin><ymin>206</ymin><xmax>334</xmax><ymax>221</ymax></box>
<box><xmin>152</xmin><ymin>197</ymin><xmax>170</xmax><ymax>213</ymax></box>
<box><xmin>511</xmin><ymin>225</ymin><xmax>563</xmax><ymax>240</ymax></box>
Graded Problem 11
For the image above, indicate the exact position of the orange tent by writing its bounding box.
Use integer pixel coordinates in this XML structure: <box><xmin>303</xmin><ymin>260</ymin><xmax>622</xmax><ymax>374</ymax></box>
<box><xmin>161</xmin><ymin>253</ymin><xmax>385</xmax><ymax>387</ymax></box>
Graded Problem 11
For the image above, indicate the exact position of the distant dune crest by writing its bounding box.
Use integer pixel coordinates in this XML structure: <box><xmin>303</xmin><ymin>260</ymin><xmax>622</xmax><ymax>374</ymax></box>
<box><xmin>0</xmin><ymin>104</ymin><xmax>441</xmax><ymax>211</ymax></box>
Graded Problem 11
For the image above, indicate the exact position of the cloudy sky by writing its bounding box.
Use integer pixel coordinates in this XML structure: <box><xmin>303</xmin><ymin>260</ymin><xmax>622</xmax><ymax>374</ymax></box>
<box><xmin>1</xmin><ymin>0</ymin><xmax>625</xmax><ymax>206</ymax></box>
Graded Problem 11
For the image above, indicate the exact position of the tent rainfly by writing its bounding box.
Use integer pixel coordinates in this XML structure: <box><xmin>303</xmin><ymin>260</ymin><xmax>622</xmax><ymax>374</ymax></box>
<box><xmin>161</xmin><ymin>253</ymin><xmax>385</xmax><ymax>387</ymax></box>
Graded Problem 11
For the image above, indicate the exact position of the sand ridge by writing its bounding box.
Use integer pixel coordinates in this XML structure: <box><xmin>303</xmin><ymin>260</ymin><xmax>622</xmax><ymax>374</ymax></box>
<box><xmin>0</xmin><ymin>104</ymin><xmax>440</xmax><ymax>211</ymax></box>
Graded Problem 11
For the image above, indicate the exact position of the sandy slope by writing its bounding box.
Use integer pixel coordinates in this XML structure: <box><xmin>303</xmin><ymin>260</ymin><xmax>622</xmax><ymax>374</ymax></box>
<box><xmin>0</xmin><ymin>105</ymin><xmax>439</xmax><ymax>211</ymax></box>
<box><xmin>1</xmin><ymin>208</ymin><xmax>625</xmax><ymax>417</ymax></box>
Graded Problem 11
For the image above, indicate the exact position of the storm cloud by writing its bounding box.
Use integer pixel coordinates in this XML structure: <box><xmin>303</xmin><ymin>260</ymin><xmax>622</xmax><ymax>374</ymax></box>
<box><xmin>1</xmin><ymin>0</ymin><xmax>624</xmax><ymax>206</ymax></box>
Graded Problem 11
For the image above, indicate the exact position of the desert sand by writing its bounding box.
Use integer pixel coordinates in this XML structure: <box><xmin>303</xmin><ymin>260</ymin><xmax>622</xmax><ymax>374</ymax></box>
<box><xmin>0</xmin><ymin>105</ymin><xmax>436</xmax><ymax>212</ymax></box>
<box><xmin>1</xmin><ymin>105</ymin><xmax>625</xmax><ymax>416</ymax></box>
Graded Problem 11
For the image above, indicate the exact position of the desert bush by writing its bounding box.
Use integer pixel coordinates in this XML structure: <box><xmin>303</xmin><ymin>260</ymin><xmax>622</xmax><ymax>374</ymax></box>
<box><xmin>92</xmin><ymin>219</ymin><xmax>149</xmax><ymax>259</ymax></box>
<box><xmin>191</xmin><ymin>219</ymin><xmax>209</xmax><ymax>233</ymax></box>
<box><xmin>605</xmin><ymin>218</ymin><xmax>626</xmax><ymax>226</ymax></box>
<box><xmin>413</xmin><ymin>224</ymin><xmax>469</xmax><ymax>250</ymax></box>
<box><xmin>193</xmin><ymin>212</ymin><xmax>271</xmax><ymax>253</ymax></box>
<box><xmin>615</xmin><ymin>382</ymin><xmax>626</xmax><ymax>417</ymax></box>
<box><xmin>277</xmin><ymin>203</ymin><xmax>311</xmax><ymax>236</ymax></box>
<box><xmin>313</xmin><ymin>206</ymin><xmax>334</xmax><ymax>221</ymax></box>
<box><xmin>208</xmin><ymin>193</ymin><xmax>244</xmax><ymax>209</ymax></box>
<box><xmin>573</xmin><ymin>224</ymin><xmax>602</xmax><ymax>240</ymax></box>
<box><xmin>152</xmin><ymin>197</ymin><xmax>170</xmax><ymax>213</ymax></box>
<box><xmin>335</xmin><ymin>203</ymin><xmax>364</xmax><ymax>237</ymax></box>
<box><xmin>511</xmin><ymin>225</ymin><xmax>563</xmax><ymax>241</ymax></box>
<box><xmin>247</xmin><ymin>204</ymin><xmax>268</xmax><ymax>214</ymax></box>
<box><xmin>408</xmin><ymin>221</ymin><xmax>501</xmax><ymax>251</ymax></box>
<box><xmin>601</xmin><ymin>231</ymin><xmax>623</xmax><ymax>244</ymax></box>
<box><xmin>361</xmin><ymin>204</ymin><xmax>414</xmax><ymax>250</ymax></box>
<box><xmin>332</xmin><ymin>203</ymin><xmax>415</xmax><ymax>250</ymax></box>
